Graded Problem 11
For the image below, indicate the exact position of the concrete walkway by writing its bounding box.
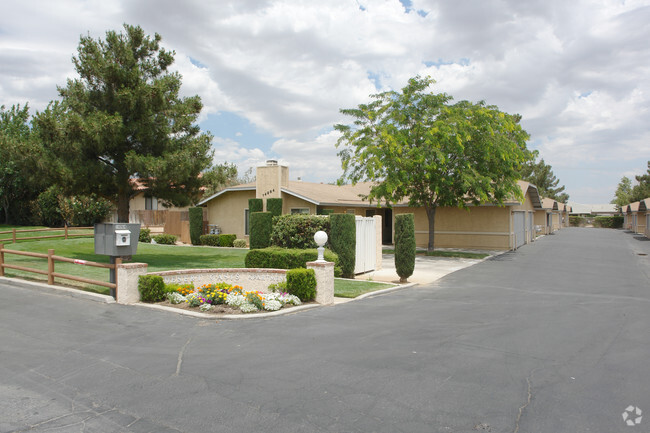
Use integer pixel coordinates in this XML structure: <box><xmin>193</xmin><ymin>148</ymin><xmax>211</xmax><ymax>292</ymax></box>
<box><xmin>356</xmin><ymin>248</ymin><xmax>503</xmax><ymax>285</ymax></box>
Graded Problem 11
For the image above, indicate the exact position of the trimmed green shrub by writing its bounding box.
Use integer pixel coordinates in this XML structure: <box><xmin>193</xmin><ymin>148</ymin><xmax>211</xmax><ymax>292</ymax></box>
<box><xmin>250</xmin><ymin>212</ymin><xmax>272</xmax><ymax>249</ymax></box>
<box><xmin>569</xmin><ymin>216</ymin><xmax>587</xmax><ymax>227</ymax></box>
<box><xmin>270</xmin><ymin>214</ymin><xmax>330</xmax><ymax>249</ymax></box>
<box><xmin>249</xmin><ymin>198</ymin><xmax>263</xmax><ymax>213</ymax></box>
<box><xmin>266</xmin><ymin>198</ymin><xmax>283</xmax><ymax>217</ymax></box>
<box><xmin>245</xmin><ymin>246</ymin><xmax>339</xmax><ymax>275</ymax></box>
<box><xmin>200</xmin><ymin>234</ymin><xmax>220</xmax><ymax>246</ymax></box>
<box><xmin>394</xmin><ymin>213</ymin><xmax>416</xmax><ymax>283</ymax></box>
<box><xmin>286</xmin><ymin>268</ymin><xmax>316</xmax><ymax>302</ymax></box>
<box><xmin>594</xmin><ymin>215</ymin><xmax>624</xmax><ymax>228</ymax></box>
<box><xmin>138</xmin><ymin>275</ymin><xmax>167</xmax><ymax>303</ymax></box>
<box><xmin>218</xmin><ymin>234</ymin><xmax>237</xmax><ymax>247</ymax></box>
<box><xmin>189</xmin><ymin>207</ymin><xmax>204</xmax><ymax>245</ymax></box>
<box><xmin>233</xmin><ymin>239</ymin><xmax>248</xmax><ymax>248</ymax></box>
<box><xmin>153</xmin><ymin>233</ymin><xmax>177</xmax><ymax>245</ymax></box>
<box><xmin>139</xmin><ymin>228</ymin><xmax>151</xmax><ymax>243</ymax></box>
<box><xmin>329</xmin><ymin>213</ymin><xmax>356</xmax><ymax>278</ymax></box>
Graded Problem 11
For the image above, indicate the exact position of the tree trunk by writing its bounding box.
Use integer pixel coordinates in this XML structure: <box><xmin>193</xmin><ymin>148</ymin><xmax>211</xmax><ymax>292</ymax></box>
<box><xmin>425</xmin><ymin>205</ymin><xmax>436</xmax><ymax>252</ymax></box>
<box><xmin>1</xmin><ymin>196</ymin><xmax>10</xmax><ymax>225</ymax></box>
<box><xmin>117</xmin><ymin>190</ymin><xmax>130</xmax><ymax>223</ymax></box>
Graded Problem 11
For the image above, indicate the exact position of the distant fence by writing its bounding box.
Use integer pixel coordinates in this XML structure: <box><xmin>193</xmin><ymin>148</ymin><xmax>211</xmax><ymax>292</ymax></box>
<box><xmin>0</xmin><ymin>226</ymin><xmax>94</xmax><ymax>244</ymax></box>
<box><xmin>0</xmin><ymin>243</ymin><xmax>118</xmax><ymax>295</ymax></box>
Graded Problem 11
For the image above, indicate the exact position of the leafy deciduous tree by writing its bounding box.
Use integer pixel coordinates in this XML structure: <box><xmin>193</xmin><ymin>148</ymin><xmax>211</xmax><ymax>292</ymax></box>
<box><xmin>611</xmin><ymin>176</ymin><xmax>633</xmax><ymax>211</ymax></box>
<box><xmin>33</xmin><ymin>24</ymin><xmax>213</xmax><ymax>222</ymax></box>
<box><xmin>630</xmin><ymin>161</ymin><xmax>650</xmax><ymax>202</ymax></box>
<box><xmin>335</xmin><ymin>76</ymin><xmax>530</xmax><ymax>251</ymax></box>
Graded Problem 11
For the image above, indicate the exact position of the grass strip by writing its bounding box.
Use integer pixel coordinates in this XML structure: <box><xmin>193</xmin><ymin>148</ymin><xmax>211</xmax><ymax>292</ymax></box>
<box><xmin>334</xmin><ymin>278</ymin><xmax>397</xmax><ymax>298</ymax></box>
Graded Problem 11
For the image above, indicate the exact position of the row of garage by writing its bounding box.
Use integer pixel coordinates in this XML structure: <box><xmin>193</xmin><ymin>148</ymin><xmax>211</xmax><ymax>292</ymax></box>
<box><xmin>622</xmin><ymin>199</ymin><xmax>650</xmax><ymax>238</ymax></box>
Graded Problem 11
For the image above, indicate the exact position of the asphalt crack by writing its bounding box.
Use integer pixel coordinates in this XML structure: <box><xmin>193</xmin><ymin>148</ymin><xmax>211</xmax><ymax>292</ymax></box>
<box><xmin>513</xmin><ymin>371</ymin><xmax>534</xmax><ymax>433</ymax></box>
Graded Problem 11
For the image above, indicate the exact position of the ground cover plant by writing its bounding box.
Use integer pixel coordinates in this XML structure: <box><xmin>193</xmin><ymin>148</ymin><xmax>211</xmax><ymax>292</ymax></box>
<box><xmin>382</xmin><ymin>248</ymin><xmax>489</xmax><ymax>259</ymax></box>
<box><xmin>333</xmin><ymin>279</ymin><xmax>398</xmax><ymax>298</ymax></box>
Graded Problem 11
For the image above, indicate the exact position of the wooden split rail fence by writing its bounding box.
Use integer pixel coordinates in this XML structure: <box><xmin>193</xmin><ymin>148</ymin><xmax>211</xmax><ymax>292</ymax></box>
<box><xmin>0</xmin><ymin>243</ymin><xmax>120</xmax><ymax>297</ymax></box>
<box><xmin>0</xmin><ymin>226</ymin><xmax>94</xmax><ymax>243</ymax></box>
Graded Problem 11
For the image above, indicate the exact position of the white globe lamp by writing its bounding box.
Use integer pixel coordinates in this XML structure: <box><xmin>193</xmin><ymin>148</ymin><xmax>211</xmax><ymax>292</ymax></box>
<box><xmin>314</xmin><ymin>231</ymin><xmax>328</xmax><ymax>262</ymax></box>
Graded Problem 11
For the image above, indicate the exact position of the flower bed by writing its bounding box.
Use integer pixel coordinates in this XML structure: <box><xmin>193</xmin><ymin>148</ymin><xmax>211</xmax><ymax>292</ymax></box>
<box><xmin>160</xmin><ymin>282</ymin><xmax>302</xmax><ymax>315</ymax></box>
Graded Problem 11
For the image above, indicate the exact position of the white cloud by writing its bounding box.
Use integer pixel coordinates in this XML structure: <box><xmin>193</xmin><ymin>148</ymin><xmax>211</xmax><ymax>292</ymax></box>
<box><xmin>1</xmin><ymin>0</ymin><xmax>649</xmax><ymax>202</ymax></box>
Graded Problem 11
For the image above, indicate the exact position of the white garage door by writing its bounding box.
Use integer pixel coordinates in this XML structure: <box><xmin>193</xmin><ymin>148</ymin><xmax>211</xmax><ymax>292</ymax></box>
<box><xmin>513</xmin><ymin>211</ymin><xmax>526</xmax><ymax>249</ymax></box>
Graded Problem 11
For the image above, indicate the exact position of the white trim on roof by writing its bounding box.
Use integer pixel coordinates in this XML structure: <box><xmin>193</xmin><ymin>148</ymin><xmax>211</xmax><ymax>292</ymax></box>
<box><xmin>197</xmin><ymin>186</ymin><xmax>256</xmax><ymax>205</ymax></box>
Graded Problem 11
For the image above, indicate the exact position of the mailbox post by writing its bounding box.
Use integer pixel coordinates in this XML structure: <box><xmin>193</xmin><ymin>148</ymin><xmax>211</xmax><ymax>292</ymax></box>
<box><xmin>94</xmin><ymin>223</ymin><xmax>141</xmax><ymax>298</ymax></box>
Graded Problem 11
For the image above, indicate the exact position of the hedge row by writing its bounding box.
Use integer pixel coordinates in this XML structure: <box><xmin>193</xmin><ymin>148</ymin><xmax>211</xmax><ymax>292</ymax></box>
<box><xmin>594</xmin><ymin>215</ymin><xmax>624</xmax><ymax>228</ymax></box>
<box><xmin>329</xmin><ymin>214</ymin><xmax>356</xmax><ymax>278</ymax></box>
<box><xmin>199</xmin><ymin>233</ymin><xmax>237</xmax><ymax>247</ymax></box>
<box><xmin>245</xmin><ymin>247</ymin><xmax>340</xmax><ymax>276</ymax></box>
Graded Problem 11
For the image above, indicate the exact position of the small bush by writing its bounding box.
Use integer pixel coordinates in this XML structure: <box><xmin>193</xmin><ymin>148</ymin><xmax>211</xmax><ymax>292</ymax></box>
<box><xmin>569</xmin><ymin>216</ymin><xmax>587</xmax><ymax>227</ymax></box>
<box><xmin>286</xmin><ymin>268</ymin><xmax>316</xmax><ymax>302</ymax></box>
<box><xmin>395</xmin><ymin>213</ymin><xmax>416</xmax><ymax>282</ymax></box>
<box><xmin>594</xmin><ymin>215</ymin><xmax>624</xmax><ymax>228</ymax></box>
<box><xmin>270</xmin><ymin>214</ymin><xmax>330</xmax><ymax>249</ymax></box>
<box><xmin>233</xmin><ymin>239</ymin><xmax>248</xmax><ymax>248</ymax></box>
<box><xmin>329</xmin><ymin>213</ymin><xmax>356</xmax><ymax>278</ymax></box>
<box><xmin>245</xmin><ymin>247</ymin><xmax>339</xmax><ymax>271</ymax></box>
<box><xmin>59</xmin><ymin>194</ymin><xmax>113</xmax><ymax>226</ymax></box>
<box><xmin>139</xmin><ymin>228</ymin><xmax>151</xmax><ymax>243</ymax></box>
<box><xmin>153</xmin><ymin>234</ymin><xmax>177</xmax><ymax>245</ymax></box>
<box><xmin>200</xmin><ymin>234</ymin><xmax>220</xmax><ymax>246</ymax></box>
<box><xmin>219</xmin><ymin>234</ymin><xmax>237</xmax><ymax>247</ymax></box>
<box><xmin>138</xmin><ymin>275</ymin><xmax>167</xmax><ymax>303</ymax></box>
<box><xmin>266</xmin><ymin>198</ymin><xmax>283</xmax><ymax>217</ymax></box>
<box><xmin>189</xmin><ymin>207</ymin><xmax>204</xmax><ymax>245</ymax></box>
<box><xmin>34</xmin><ymin>186</ymin><xmax>65</xmax><ymax>227</ymax></box>
<box><xmin>268</xmin><ymin>281</ymin><xmax>288</xmax><ymax>292</ymax></box>
<box><xmin>250</xmin><ymin>212</ymin><xmax>272</xmax><ymax>249</ymax></box>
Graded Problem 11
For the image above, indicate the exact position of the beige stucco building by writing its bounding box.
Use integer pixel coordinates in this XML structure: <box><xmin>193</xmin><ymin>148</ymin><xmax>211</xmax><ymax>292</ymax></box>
<box><xmin>198</xmin><ymin>161</ymin><xmax>544</xmax><ymax>251</ymax></box>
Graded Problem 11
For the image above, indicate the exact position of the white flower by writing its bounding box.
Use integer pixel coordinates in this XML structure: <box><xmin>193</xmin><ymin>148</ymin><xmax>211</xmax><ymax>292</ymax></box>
<box><xmin>199</xmin><ymin>303</ymin><xmax>212</xmax><ymax>312</ymax></box>
<box><xmin>279</xmin><ymin>294</ymin><xmax>301</xmax><ymax>305</ymax></box>
<box><xmin>239</xmin><ymin>302</ymin><xmax>258</xmax><ymax>313</ymax></box>
<box><xmin>263</xmin><ymin>299</ymin><xmax>282</xmax><ymax>311</ymax></box>
<box><xmin>226</xmin><ymin>293</ymin><xmax>246</xmax><ymax>307</ymax></box>
<box><xmin>166</xmin><ymin>292</ymin><xmax>186</xmax><ymax>305</ymax></box>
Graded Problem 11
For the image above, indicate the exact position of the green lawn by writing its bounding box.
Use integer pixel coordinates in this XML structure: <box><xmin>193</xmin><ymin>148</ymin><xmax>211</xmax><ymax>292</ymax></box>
<box><xmin>1</xmin><ymin>237</ymin><xmax>248</xmax><ymax>295</ymax></box>
<box><xmin>334</xmin><ymin>279</ymin><xmax>397</xmax><ymax>298</ymax></box>
<box><xmin>1</xmin><ymin>227</ymin><xmax>397</xmax><ymax>299</ymax></box>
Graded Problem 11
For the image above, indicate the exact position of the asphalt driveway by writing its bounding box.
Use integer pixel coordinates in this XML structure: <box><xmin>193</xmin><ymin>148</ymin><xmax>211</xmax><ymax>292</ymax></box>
<box><xmin>1</xmin><ymin>228</ymin><xmax>649</xmax><ymax>432</ymax></box>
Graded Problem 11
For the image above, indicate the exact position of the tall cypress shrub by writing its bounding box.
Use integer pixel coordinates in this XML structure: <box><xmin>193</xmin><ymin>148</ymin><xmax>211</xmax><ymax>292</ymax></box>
<box><xmin>250</xmin><ymin>211</ymin><xmax>272</xmax><ymax>249</ymax></box>
<box><xmin>266</xmin><ymin>198</ymin><xmax>283</xmax><ymax>217</ymax></box>
<box><xmin>248</xmin><ymin>198</ymin><xmax>263</xmax><ymax>213</ymax></box>
<box><xmin>394</xmin><ymin>213</ymin><xmax>415</xmax><ymax>283</ymax></box>
<box><xmin>330</xmin><ymin>213</ymin><xmax>356</xmax><ymax>278</ymax></box>
<box><xmin>189</xmin><ymin>207</ymin><xmax>204</xmax><ymax>245</ymax></box>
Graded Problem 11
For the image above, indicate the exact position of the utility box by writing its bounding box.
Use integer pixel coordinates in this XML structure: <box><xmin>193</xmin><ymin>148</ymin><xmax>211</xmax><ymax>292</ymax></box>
<box><xmin>94</xmin><ymin>223</ymin><xmax>141</xmax><ymax>256</ymax></box>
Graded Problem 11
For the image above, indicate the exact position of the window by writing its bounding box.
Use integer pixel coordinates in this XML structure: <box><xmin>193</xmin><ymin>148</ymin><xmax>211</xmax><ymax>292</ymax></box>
<box><xmin>145</xmin><ymin>196</ymin><xmax>158</xmax><ymax>210</ymax></box>
<box><xmin>244</xmin><ymin>209</ymin><xmax>250</xmax><ymax>235</ymax></box>
<box><xmin>290</xmin><ymin>208</ymin><xmax>310</xmax><ymax>215</ymax></box>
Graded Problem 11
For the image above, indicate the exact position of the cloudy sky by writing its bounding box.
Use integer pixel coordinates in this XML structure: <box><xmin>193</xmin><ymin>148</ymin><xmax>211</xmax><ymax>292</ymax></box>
<box><xmin>2</xmin><ymin>0</ymin><xmax>649</xmax><ymax>204</ymax></box>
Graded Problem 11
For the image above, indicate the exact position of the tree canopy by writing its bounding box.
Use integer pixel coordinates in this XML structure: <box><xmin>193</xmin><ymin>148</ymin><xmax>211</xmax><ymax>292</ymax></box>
<box><xmin>630</xmin><ymin>161</ymin><xmax>650</xmax><ymax>202</ymax></box>
<box><xmin>0</xmin><ymin>104</ymin><xmax>44</xmax><ymax>224</ymax></box>
<box><xmin>519</xmin><ymin>150</ymin><xmax>569</xmax><ymax>203</ymax></box>
<box><xmin>611</xmin><ymin>176</ymin><xmax>633</xmax><ymax>211</ymax></box>
<box><xmin>335</xmin><ymin>76</ymin><xmax>530</xmax><ymax>251</ymax></box>
<box><xmin>33</xmin><ymin>24</ymin><xmax>213</xmax><ymax>222</ymax></box>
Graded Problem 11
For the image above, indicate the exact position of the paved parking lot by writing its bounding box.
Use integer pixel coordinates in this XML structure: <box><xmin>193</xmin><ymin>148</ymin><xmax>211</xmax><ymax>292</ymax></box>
<box><xmin>1</xmin><ymin>228</ymin><xmax>649</xmax><ymax>432</ymax></box>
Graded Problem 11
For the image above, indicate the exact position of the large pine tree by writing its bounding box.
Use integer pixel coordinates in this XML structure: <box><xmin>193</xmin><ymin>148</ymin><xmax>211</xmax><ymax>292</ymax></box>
<box><xmin>34</xmin><ymin>24</ymin><xmax>213</xmax><ymax>222</ymax></box>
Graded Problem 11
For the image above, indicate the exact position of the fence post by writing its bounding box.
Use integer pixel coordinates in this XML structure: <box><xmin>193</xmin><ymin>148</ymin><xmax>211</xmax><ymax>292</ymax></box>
<box><xmin>12</xmin><ymin>229</ymin><xmax>16</xmax><ymax>243</ymax></box>
<box><xmin>65</xmin><ymin>225</ymin><xmax>68</xmax><ymax>240</ymax></box>
<box><xmin>0</xmin><ymin>243</ymin><xmax>4</xmax><ymax>277</ymax></box>
<box><xmin>47</xmin><ymin>249</ymin><xmax>55</xmax><ymax>285</ymax></box>
<box><xmin>113</xmin><ymin>257</ymin><xmax>122</xmax><ymax>299</ymax></box>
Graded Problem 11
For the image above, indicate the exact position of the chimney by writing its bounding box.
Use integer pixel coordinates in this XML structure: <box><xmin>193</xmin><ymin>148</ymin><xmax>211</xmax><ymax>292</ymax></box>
<box><xmin>256</xmin><ymin>160</ymin><xmax>288</xmax><ymax>203</ymax></box>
